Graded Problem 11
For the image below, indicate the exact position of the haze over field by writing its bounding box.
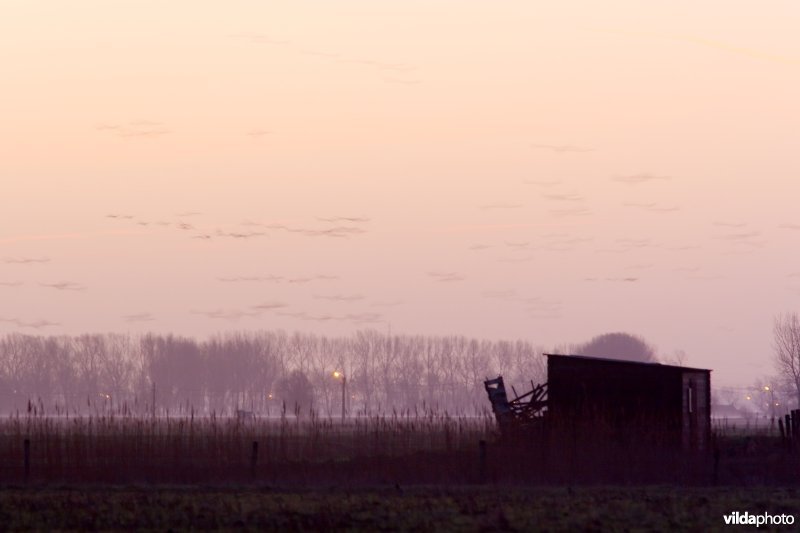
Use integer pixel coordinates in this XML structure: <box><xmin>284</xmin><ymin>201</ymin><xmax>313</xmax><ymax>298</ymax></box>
<box><xmin>2</xmin><ymin>1</ymin><xmax>799</xmax><ymax>386</ymax></box>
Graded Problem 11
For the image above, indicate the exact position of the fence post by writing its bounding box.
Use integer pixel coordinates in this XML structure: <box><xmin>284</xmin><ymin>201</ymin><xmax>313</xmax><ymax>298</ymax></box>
<box><xmin>478</xmin><ymin>439</ymin><xmax>487</xmax><ymax>484</ymax></box>
<box><xmin>23</xmin><ymin>438</ymin><xmax>30</xmax><ymax>482</ymax></box>
<box><xmin>251</xmin><ymin>441</ymin><xmax>259</xmax><ymax>479</ymax></box>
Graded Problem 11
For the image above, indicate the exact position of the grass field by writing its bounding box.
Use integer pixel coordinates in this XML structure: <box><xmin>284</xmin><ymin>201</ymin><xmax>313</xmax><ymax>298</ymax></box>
<box><xmin>2</xmin><ymin>485</ymin><xmax>799</xmax><ymax>531</ymax></box>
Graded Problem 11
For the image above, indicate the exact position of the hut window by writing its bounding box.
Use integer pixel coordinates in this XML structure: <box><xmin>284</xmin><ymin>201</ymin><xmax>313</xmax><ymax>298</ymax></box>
<box><xmin>687</xmin><ymin>384</ymin><xmax>694</xmax><ymax>414</ymax></box>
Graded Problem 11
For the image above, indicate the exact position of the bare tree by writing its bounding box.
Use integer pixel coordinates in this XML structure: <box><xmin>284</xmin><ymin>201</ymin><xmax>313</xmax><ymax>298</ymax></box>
<box><xmin>773</xmin><ymin>312</ymin><xmax>800</xmax><ymax>408</ymax></box>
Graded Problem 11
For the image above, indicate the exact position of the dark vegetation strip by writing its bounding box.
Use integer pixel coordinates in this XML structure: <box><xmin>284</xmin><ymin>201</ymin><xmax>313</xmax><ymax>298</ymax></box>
<box><xmin>1</xmin><ymin>486</ymin><xmax>799</xmax><ymax>531</ymax></box>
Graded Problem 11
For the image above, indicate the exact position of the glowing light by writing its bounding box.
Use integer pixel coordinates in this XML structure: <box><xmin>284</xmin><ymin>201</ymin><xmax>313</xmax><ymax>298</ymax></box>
<box><xmin>764</xmin><ymin>386</ymin><xmax>770</xmax><ymax>391</ymax></box>
<box><xmin>333</xmin><ymin>371</ymin><xmax>343</xmax><ymax>379</ymax></box>
<box><xmin>745</xmin><ymin>395</ymin><xmax>751</xmax><ymax>400</ymax></box>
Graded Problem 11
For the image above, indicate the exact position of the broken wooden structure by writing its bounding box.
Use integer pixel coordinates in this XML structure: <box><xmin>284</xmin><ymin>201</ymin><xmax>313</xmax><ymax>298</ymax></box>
<box><xmin>485</xmin><ymin>354</ymin><xmax>712</xmax><ymax>451</ymax></box>
<box><xmin>483</xmin><ymin>376</ymin><xmax>547</xmax><ymax>434</ymax></box>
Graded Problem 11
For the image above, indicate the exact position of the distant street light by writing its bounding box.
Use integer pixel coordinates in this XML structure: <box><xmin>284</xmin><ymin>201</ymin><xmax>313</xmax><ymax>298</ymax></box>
<box><xmin>763</xmin><ymin>385</ymin><xmax>776</xmax><ymax>418</ymax></box>
<box><xmin>333</xmin><ymin>371</ymin><xmax>346</xmax><ymax>422</ymax></box>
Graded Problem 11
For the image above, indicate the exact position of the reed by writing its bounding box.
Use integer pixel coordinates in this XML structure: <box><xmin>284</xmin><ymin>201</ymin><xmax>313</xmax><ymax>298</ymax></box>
<box><xmin>0</xmin><ymin>408</ymin><xmax>496</xmax><ymax>485</ymax></box>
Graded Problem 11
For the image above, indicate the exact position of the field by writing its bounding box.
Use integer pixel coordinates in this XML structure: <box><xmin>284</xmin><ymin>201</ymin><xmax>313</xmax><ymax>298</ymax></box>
<box><xmin>3</xmin><ymin>486</ymin><xmax>800</xmax><ymax>530</ymax></box>
<box><xmin>3</xmin><ymin>413</ymin><xmax>800</xmax><ymax>529</ymax></box>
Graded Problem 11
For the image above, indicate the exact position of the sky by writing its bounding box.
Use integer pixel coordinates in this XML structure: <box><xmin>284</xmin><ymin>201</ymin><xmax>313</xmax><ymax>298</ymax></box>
<box><xmin>1</xmin><ymin>1</ymin><xmax>799</xmax><ymax>386</ymax></box>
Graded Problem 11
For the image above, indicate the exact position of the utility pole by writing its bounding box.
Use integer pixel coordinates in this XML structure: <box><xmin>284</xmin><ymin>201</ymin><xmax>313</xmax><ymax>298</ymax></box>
<box><xmin>333</xmin><ymin>371</ymin><xmax>346</xmax><ymax>422</ymax></box>
<box><xmin>152</xmin><ymin>382</ymin><xmax>156</xmax><ymax>419</ymax></box>
<box><xmin>341</xmin><ymin>374</ymin><xmax>346</xmax><ymax>422</ymax></box>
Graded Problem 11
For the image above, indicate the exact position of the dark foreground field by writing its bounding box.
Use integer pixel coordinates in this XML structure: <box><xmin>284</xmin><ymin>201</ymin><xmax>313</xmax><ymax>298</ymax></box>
<box><xmin>4</xmin><ymin>416</ymin><xmax>800</xmax><ymax>530</ymax></box>
<box><xmin>2</xmin><ymin>485</ymin><xmax>800</xmax><ymax>531</ymax></box>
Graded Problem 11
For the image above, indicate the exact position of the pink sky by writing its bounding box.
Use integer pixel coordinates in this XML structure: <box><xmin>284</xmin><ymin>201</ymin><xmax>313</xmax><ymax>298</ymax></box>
<box><xmin>2</xmin><ymin>1</ymin><xmax>799</xmax><ymax>386</ymax></box>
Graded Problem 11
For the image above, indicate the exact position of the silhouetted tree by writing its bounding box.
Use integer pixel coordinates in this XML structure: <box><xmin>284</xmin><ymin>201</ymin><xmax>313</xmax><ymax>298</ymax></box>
<box><xmin>276</xmin><ymin>370</ymin><xmax>314</xmax><ymax>415</ymax></box>
<box><xmin>773</xmin><ymin>312</ymin><xmax>800</xmax><ymax>408</ymax></box>
<box><xmin>576</xmin><ymin>332</ymin><xmax>657</xmax><ymax>363</ymax></box>
<box><xmin>0</xmin><ymin>329</ymin><xmax>553</xmax><ymax>415</ymax></box>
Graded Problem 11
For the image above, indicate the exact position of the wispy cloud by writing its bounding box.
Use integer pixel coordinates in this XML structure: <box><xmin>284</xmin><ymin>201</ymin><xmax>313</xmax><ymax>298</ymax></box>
<box><xmin>542</xmin><ymin>192</ymin><xmax>584</xmax><ymax>202</ymax></box>
<box><xmin>277</xmin><ymin>311</ymin><xmax>335</xmax><ymax>322</ymax></box>
<box><xmin>436</xmin><ymin>223</ymin><xmax>541</xmax><ymax>233</ymax></box>
<box><xmin>288</xmin><ymin>275</ymin><xmax>339</xmax><ymax>284</ymax></box>
<box><xmin>264</xmin><ymin>223</ymin><xmax>367</xmax><ymax>238</ymax></box>
<box><xmin>428</xmin><ymin>271</ymin><xmax>464</xmax><ymax>282</ymax></box>
<box><xmin>0</xmin><ymin>281</ymin><xmax>23</xmax><ymax>287</ymax></box>
<box><xmin>250</xmin><ymin>302</ymin><xmax>288</xmax><ymax>311</ymax></box>
<box><xmin>39</xmin><ymin>281</ymin><xmax>87</xmax><ymax>292</ymax></box>
<box><xmin>713</xmin><ymin>221</ymin><xmax>747</xmax><ymax>228</ymax></box>
<box><xmin>596</xmin><ymin>238</ymin><xmax>655</xmax><ymax>253</ymax></box>
<box><xmin>665</xmin><ymin>244</ymin><xmax>701</xmax><ymax>251</ymax></box>
<box><xmin>608</xmin><ymin>277</ymin><xmax>639</xmax><ymax>283</ymax></box>
<box><xmin>0</xmin><ymin>317</ymin><xmax>60</xmax><ymax>329</ymax></box>
<box><xmin>215</xmin><ymin>230</ymin><xmax>266</xmax><ymax>239</ymax></box>
<box><xmin>342</xmin><ymin>312</ymin><xmax>384</xmax><ymax>324</ymax></box>
<box><xmin>313</xmin><ymin>294</ymin><xmax>364</xmax><ymax>302</ymax></box>
<box><xmin>123</xmin><ymin>313</ymin><xmax>156</xmax><ymax>323</ymax></box>
<box><xmin>3</xmin><ymin>257</ymin><xmax>50</xmax><ymax>264</ymax></box>
<box><xmin>541</xmin><ymin>235</ymin><xmax>594</xmax><ymax>252</ymax></box>
<box><xmin>549</xmin><ymin>207</ymin><xmax>591</xmax><ymax>217</ymax></box>
<box><xmin>217</xmin><ymin>275</ymin><xmax>285</xmax><ymax>283</ymax></box>
<box><xmin>217</xmin><ymin>274</ymin><xmax>338</xmax><ymax>284</ymax></box>
<box><xmin>191</xmin><ymin>309</ymin><xmax>261</xmax><ymax>321</ymax></box>
<box><xmin>277</xmin><ymin>310</ymin><xmax>383</xmax><ymax>324</ymax></box>
<box><xmin>231</xmin><ymin>33</ymin><xmax>419</xmax><ymax>84</ymax></box>
<box><xmin>316</xmin><ymin>216</ymin><xmax>371</xmax><ymax>223</ymax></box>
<box><xmin>714</xmin><ymin>231</ymin><xmax>761</xmax><ymax>242</ymax></box>
<box><xmin>484</xmin><ymin>290</ymin><xmax>561</xmax><ymax>318</ymax></box>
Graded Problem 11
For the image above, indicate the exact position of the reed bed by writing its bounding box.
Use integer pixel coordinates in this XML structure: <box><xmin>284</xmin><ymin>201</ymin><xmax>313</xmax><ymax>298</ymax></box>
<box><xmin>4</xmin><ymin>409</ymin><xmax>797</xmax><ymax>487</ymax></box>
<box><xmin>0</xmin><ymin>410</ymin><xmax>497</xmax><ymax>485</ymax></box>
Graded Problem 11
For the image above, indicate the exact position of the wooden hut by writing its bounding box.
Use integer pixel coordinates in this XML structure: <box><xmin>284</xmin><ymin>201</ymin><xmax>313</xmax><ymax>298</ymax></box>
<box><xmin>545</xmin><ymin>354</ymin><xmax>711</xmax><ymax>451</ymax></box>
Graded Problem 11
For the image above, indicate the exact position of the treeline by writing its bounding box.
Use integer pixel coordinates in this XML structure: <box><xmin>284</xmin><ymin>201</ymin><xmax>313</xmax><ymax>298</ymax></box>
<box><xmin>0</xmin><ymin>330</ymin><xmax>546</xmax><ymax>416</ymax></box>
